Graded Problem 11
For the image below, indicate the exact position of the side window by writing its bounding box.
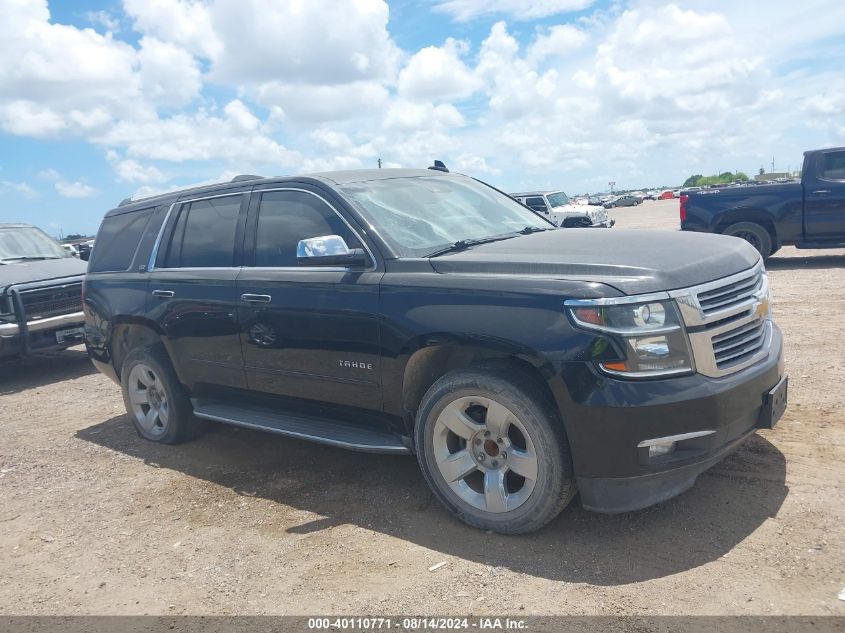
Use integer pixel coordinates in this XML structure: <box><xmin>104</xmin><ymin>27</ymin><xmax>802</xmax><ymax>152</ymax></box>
<box><xmin>161</xmin><ymin>195</ymin><xmax>242</xmax><ymax>268</ymax></box>
<box><xmin>524</xmin><ymin>196</ymin><xmax>547</xmax><ymax>211</ymax></box>
<box><xmin>89</xmin><ymin>208</ymin><xmax>154</xmax><ymax>273</ymax></box>
<box><xmin>820</xmin><ymin>151</ymin><xmax>845</xmax><ymax>181</ymax></box>
<box><xmin>254</xmin><ymin>190</ymin><xmax>362</xmax><ymax>267</ymax></box>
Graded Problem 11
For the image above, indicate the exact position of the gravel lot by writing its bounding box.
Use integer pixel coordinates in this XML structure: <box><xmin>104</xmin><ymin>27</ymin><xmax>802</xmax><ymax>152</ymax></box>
<box><xmin>1</xmin><ymin>198</ymin><xmax>843</xmax><ymax>615</ymax></box>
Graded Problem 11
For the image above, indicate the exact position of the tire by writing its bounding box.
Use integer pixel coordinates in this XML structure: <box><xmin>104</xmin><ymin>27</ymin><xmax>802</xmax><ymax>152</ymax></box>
<box><xmin>120</xmin><ymin>345</ymin><xmax>203</xmax><ymax>444</ymax></box>
<box><xmin>722</xmin><ymin>221</ymin><xmax>772</xmax><ymax>259</ymax></box>
<box><xmin>414</xmin><ymin>367</ymin><xmax>576</xmax><ymax>534</ymax></box>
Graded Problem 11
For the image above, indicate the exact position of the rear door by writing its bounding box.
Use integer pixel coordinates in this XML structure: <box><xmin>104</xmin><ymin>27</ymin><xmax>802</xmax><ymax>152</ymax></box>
<box><xmin>236</xmin><ymin>186</ymin><xmax>383</xmax><ymax>411</ymax></box>
<box><xmin>148</xmin><ymin>192</ymin><xmax>249</xmax><ymax>394</ymax></box>
<box><xmin>804</xmin><ymin>149</ymin><xmax>845</xmax><ymax>240</ymax></box>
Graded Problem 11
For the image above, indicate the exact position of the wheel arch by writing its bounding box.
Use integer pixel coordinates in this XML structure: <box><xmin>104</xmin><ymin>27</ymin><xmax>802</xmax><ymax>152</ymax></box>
<box><xmin>109</xmin><ymin>319</ymin><xmax>170</xmax><ymax>381</ymax></box>
<box><xmin>399</xmin><ymin>340</ymin><xmax>563</xmax><ymax>446</ymax></box>
<box><xmin>714</xmin><ymin>208</ymin><xmax>780</xmax><ymax>248</ymax></box>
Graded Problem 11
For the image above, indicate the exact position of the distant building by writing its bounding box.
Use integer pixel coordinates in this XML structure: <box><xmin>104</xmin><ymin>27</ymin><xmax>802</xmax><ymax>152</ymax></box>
<box><xmin>754</xmin><ymin>172</ymin><xmax>792</xmax><ymax>181</ymax></box>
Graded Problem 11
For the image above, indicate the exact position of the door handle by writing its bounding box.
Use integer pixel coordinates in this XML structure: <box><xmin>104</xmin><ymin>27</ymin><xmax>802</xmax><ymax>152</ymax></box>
<box><xmin>240</xmin><ymin>293</ymin><xmax>272</xmax><ymax>303</ymax></box>
<box><xmin>811</xmin><ymin>189</ymin><xmax>831</xmax><ymax>196</ymax></box>
<box><xmin>151</xmin><ymin>290</ymin><xmax>174</xmax><ymax>298</ymax></box>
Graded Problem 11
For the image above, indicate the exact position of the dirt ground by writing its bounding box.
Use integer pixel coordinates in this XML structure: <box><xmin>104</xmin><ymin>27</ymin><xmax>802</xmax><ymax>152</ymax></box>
<box><xmin>1</xmin><ymin>198</ymin><xmax>843</xmax><ymax>616</ymax></box>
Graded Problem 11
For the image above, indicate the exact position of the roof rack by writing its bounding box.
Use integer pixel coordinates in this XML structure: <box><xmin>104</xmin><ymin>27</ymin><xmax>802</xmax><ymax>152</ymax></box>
<box><xmin>230</xmin><ymin>174</ymin><xmax>264</xmax><ymax>183</ymax></box>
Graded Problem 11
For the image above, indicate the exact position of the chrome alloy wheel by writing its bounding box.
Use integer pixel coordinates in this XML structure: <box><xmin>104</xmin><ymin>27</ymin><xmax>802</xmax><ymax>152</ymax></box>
<box><xmin>127</xmin><ymin>363</ymin><xmax>169</xmax><ymax>437</ymax></box>
<box><xmin>432</xmin><ymin>396</ymin><xmax>538</xmax><ymax>513</ymax></box>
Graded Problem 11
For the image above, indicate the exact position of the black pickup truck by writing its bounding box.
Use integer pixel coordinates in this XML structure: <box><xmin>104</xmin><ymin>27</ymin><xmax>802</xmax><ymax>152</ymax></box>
<box><xmin>1</xmin><ymin>223</ymin><xmax>87</xmax><ymax>359</ymax></box>
<box><xmin>681</xmin><ymin>147</ymin><xmax>845</xmax><ymax>258</ymax></box>
<box><xmin>85</xmin><ymin>168</ymin><xmax>787</xmax><ymax>534</ymax></box>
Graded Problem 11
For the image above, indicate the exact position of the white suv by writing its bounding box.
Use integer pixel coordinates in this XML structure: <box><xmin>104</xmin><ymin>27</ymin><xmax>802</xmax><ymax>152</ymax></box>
<box><xmin>511</xmin><ymin>190</ymin><xmax>614</xmax><ymax>228</ymax></box>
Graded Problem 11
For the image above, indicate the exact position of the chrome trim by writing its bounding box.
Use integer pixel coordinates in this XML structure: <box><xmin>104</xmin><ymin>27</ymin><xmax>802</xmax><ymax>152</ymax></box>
<box><xmin>192</xmin><ymin>410</ymin><xmax>411</xmax><ymax>454</ymax></box>
<box><xmin>564</xmin><ymin>292</ymin><xmax>671</xmax><ymax>307</ymax></box>
<box><xmin>253</xmin><ymin>187</ymin><xmax>378</xmax><ymax>271</ymax></box>
<box><xmin>600</xmin><ymin>365</ymin><xmax>693</xmax><ymax>379</ymax></box>
<box><xmin>637</xmin><ymin>430</ymin><xmax>716</xmax><ymax>448</ymax></box>
<box><xmin>147</xmin><ymin>202</ymin><xmax>177</xmax><ymax>272</ymax></box>
<box><xmin>668</xmin><ymin>261</ymin><xmax>766</xmax><ymax>327</ymax></box>
<box><xmin>0</xmin><ymin>311</ymin><xmax>85</xmax><ymax>336</ymax></box>
<box><xmin>688</xmin><ymin>320</ymin><xmax>772</xmax><ymax>378</ymax></box>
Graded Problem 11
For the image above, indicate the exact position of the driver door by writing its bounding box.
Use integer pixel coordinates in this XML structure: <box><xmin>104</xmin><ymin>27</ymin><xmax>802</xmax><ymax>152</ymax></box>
<box><xmin>236</xmin><ymin>187</ymin><xmax>384</xmax><ymax>411</ymax></box>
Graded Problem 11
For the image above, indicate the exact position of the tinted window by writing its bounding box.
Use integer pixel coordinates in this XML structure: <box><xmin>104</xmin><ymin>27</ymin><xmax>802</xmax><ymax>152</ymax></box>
<box><xmin>161</xmin><ymin>195</ymin><xmax>242</xmax><ymax>268</ymax></box>
<box><xmin>254</xmin><ymin>190</ymin><xmax>361</xmax><ymax>267</ymax></box>
<box><xmin>89</xmin><ymin>208</ymin><xmax>153</xmax><ymax>272</ymax></box>
<box><xmin>524</xmin><ymin>196</ymin><xmax>546</xmax><ymax>209</ymax></box>
<box><xmin>820</xmin><ymin>151</ymin><xmax>845</xmax><ymax>181</ymax></box>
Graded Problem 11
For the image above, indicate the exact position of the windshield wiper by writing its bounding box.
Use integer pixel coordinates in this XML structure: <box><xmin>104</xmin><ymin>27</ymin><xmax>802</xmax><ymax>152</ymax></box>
<box><xmin>517</xmin><ymin>225</ymin><xmax>552</xmax><ymax>234</ymax></box>
<box><xmin>427</xmin><ymin>234</ymin><xmax>518</xmax><ymax>258</ymax></box>
<box><xmin>0</xmin><ymin>256</ymin><xmax>62</xmax><ymax>262</ymax></box>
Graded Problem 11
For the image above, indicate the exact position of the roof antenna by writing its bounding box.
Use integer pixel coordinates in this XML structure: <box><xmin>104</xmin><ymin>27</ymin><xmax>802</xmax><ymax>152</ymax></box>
<box><xmin>428</xmin><ymin>160</ymin><xmax>449</xmax><ymax>173</ymax></box>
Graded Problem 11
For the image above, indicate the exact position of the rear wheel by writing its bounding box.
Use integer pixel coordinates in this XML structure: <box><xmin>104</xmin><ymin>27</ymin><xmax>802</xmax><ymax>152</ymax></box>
<box><xmin>722</xmin><ymin>221</ymin><xmax>772</xmax><ymax>259</ymax></box>
<box><xmin>415</xmin><ymin>368</ymin><xmax>575</xmax><ymax>534</ymax></box>
<box><xmin>121</xmin><ymin>346</ymin><xmax>202</xmax><ymax>444</ymax></box>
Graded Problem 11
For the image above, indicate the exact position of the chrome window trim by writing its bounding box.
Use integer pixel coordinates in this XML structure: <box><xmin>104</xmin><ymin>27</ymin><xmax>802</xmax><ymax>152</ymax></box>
<box><xmin>251</xmin><ymin>187</ymin><xmax>378</xmax><ymax>272</ymax></box>
<box><xmin>148</xmin><ymin>192</ymin><xmax>248</xmax><ymax>272</ymax></box>
<box><xmin>147</xmin><ymin>202</ymin><xmax>177</xmax><ymax>272</ymax></box>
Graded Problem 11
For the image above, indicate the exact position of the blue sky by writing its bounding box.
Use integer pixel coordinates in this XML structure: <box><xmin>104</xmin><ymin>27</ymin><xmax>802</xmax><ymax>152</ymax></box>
<box><xmin>0</xmin><ymin>0</ymin><xmax>843</xmax><ymax>236</ymax></box>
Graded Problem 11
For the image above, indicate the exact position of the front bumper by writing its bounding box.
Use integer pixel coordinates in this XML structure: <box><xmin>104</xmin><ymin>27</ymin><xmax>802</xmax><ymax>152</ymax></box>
<box><xmin>558</xmin><ymin>324</ymin><xmax>784</xmax><ymax>513</ymax></box>
<box><xmin>0</xmin><ymin>311</ymin><xmax>86</xmax><ymax>358</ymax></box>
<box><xmin>591</xmin><ymin>218</ymin><xmax>615</xmax><ymax>228</ymax></box>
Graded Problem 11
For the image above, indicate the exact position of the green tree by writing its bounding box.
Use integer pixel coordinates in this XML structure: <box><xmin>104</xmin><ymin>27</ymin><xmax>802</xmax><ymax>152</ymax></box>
<box><xmin>683</xmin><ymin>174</ymin><xmax>703</xmax><ymax>187</ymax></box>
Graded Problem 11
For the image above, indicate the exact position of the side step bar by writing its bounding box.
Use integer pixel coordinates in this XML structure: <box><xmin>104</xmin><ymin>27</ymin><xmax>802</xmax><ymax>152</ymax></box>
<box><xmin>192</xmin><ymin>401</ymin><xmax>411</xmax><ymax>455</ymax></box>
<box><xmin>795</xmin><ymin>241</ymin><xmax>845</xmax><ymax>249</ymax></box>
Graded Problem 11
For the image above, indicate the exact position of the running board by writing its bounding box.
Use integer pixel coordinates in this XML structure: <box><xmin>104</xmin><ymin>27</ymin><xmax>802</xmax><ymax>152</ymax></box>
<box><xmin>192</xmin><ymin>401</ymin><xmax>411</xmax><ymax>454</ymax></box>
<box><xmin>795</xmin><ymin>241</ymin><xmax>845</xmax><ymax>249</ymax></box>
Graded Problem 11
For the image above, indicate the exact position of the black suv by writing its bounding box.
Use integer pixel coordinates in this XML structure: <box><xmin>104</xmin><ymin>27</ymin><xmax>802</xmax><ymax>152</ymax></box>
<box><xmin>1</xmin><ymin>223</ymin><xmax>87</xmax><ymax>359</ymax></box>
<box><xmin>84</xmin><ymin>169</ymin><xmax>787</xmax><ymax>533</ymax></box>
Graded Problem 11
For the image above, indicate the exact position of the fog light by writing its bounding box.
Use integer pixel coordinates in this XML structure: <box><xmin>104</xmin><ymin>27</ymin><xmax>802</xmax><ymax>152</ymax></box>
<box><xmin>648</xmin><ymin>441</ymin><xmax>676</xmax><ymax>459</ymax></box>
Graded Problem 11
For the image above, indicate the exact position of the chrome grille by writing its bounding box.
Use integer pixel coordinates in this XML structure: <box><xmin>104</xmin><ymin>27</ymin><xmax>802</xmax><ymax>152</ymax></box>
<box><xmin>670</xmin><ymin>261</ymin><xmax>772</xmax><ymax>378</ymax></box>
<box><xmin>697</xmin><ymin>269</ymin><xmax>763</xmax><ymax>315</ymax></box>
<box><xmin>19</xmin><ymin>283</ymin><xmax>83</xmax><ymax>320</ymax></box>
<box><xmin>711</xmin><ymin>318</ymin><xmax>767</xmax><ymax>369</ymax></box>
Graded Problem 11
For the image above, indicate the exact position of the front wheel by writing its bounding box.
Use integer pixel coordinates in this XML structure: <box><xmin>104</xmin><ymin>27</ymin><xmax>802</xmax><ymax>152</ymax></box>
<box><xmin>415</xmin><ymin>368</ymin><xmax>575</xmax><ymax>534</ymax></box>
<box><xmin>722</xmin><ymin>221</ymin><xmax>772</xmax><ymax>259</ymax></box>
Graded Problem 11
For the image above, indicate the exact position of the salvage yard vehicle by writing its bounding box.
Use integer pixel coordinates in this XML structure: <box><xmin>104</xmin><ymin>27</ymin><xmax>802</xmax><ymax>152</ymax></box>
<box><xmin>681</xmin><ymin>146</ymin><xmax>845</xmax><ymax>258</ymax></box>
<box><xmin>84</xmin><ymin>168</ymin><xmax>787</xmax><ymax>534</ymax></box>
<box><xmin>511</xmin><ymin>190</ymin><xmax>614</xmax><ymax>228</ymax></box>
<box><xmin>0</xmin><ymin>223</ymin><xmax>87</xmax><ymax>359</ymax></box>
<box><xmin>604</xmin><ymin>194</ymin><xmax>640</xmax><ymax>208</ymax></box>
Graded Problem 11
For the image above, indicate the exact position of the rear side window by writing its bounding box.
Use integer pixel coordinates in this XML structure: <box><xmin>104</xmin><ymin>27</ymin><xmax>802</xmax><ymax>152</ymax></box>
<box><xmin>161</xmin><ymin>195</ymin><xmax>242</xmax><ymax>268</ymax></box>
<box><xmin>820</xmin><ymin>151</ymin><xmax>845</xmax><ymax>181</ymax></box>
<box><xmin>254</xmin><ymin>190</ymin><xmax>361</xmax><ymax>267</ymax></box>
<box><xmin>89</xmin><ymin>208</ymin><xmax>154</xmax><ymax>272</ymax></box>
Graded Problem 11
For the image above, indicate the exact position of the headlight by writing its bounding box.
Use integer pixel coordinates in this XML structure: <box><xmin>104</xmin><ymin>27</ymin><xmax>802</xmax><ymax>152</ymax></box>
<box><xmin>566</xmin><ymin>297</ymin><xmax>694</xmax><ymax>378</ymax></box>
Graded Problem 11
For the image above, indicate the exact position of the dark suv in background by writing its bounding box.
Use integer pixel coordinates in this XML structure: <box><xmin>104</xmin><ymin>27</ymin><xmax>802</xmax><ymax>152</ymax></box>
<box><xmin>84</xmin><ymin>168</ymin><xmax>787</xmax><ymax>533</ymax></box>
<box><xmin>1</xmin><ymin>223</ymin><xmax>87</xmax><ymax>359</ymax></box>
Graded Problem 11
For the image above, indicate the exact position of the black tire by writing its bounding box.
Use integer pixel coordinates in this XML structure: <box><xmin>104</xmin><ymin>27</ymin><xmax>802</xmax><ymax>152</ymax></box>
<box><xmin>414</xmin><ymin>367</ymin><xmax>576</xmax><ymax>534</ymax></box>
<box><xmin>722</xmin><ymin>222</ymin><xmax>772</xmax><ymax>259</ymax></box>
<box><xmin>120</xmin><ymin>345</ymin><xmax>203</xmax><ymax>444</ymax></box>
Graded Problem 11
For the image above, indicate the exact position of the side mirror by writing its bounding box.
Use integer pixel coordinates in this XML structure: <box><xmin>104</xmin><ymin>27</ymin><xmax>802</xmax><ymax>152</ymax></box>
<box><xmin>296</xmin><ymin>235</ymin><xmax>368</xmax><ymax>267</ymax></box>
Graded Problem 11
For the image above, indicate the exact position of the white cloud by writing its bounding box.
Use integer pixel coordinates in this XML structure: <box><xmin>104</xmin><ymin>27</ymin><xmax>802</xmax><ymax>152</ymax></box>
<box><xmin>526</xmin><ymin>24</ymin><xmax>588</xmax><ymax>64</ymax></box>
<box><xmin>255</xmin><ymin>81</ymin><xmax>389</xmax><ymax>123</ymax></box>
<box><xmin>383</xmin><ymin>101</ymin><xmax>465</xmax><ymax>131</ymax></box>
<box><xmin>398</xmin><ymin>39</ymin><xmax>481</xmax><ymax>102</ymax></box>
<box><xmin>434</xmin><ymin>0</ymin><xmax>596</xmax><ymax>22</ymax></box>
<box><xmin>137</xmin><ymin>37</ymin><xmax>202</xmax><ymax>107</ymax></box>
<box><xmin>106</xmin><ymin>152</ymin><xmax>167</xmax><ymax>184</ymax></box>
<box><xmin>0</xmin><ymin>180</ymin><xmax>37</xmax><ymax>198</ymax></box>
<box><xmin>55</xmin><ymin>181</ymin><xmax>98</xmax><ymax>198</ymax></box>
<box><xmin>123</xmin><ymin>0</ymin><xmax>221</xmax><ymax>59</ymax></box>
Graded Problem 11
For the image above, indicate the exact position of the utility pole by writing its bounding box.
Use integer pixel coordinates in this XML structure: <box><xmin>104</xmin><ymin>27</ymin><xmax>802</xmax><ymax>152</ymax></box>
<box><xmin>377</xmin><ymin>158</ymin><xmax>382</xmax><ymax>169</ymax></box>
<box><xmin>608</xmin><ymin>181</ymin><xmax>615</xmax><ymax>196</ymax></box>
<box><xmin>771</xmin><ymin>157</ymin><xmax>775</xmax><ymax>174</ymax></box>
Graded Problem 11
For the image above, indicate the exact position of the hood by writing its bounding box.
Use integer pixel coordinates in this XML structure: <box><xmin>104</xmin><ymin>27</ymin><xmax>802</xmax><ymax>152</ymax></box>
<box><xmin>429</xmin><ymin>229</ymin><xmax>760</xmax><ymax>295</ymax></box>
<box><xmin>0</xmin><ymin>257</ymin><xmax>87</xmax><ymax>291</ymax></box>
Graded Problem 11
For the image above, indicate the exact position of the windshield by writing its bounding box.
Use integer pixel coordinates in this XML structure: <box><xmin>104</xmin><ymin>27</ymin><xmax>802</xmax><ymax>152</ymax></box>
<box><xmin>341</xmin><ymin>175</ymin><xmax>552</xmax><ymax>257</ymax></box>
<box><xmin>546</xmin><ymin>191</ymin><xmax>570</xmax><ymax>207</ymax></box>
<box><xmin>0</xmin><ymin>226</ymin><xmax>69</xmax><ymax>261</ymax></box>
